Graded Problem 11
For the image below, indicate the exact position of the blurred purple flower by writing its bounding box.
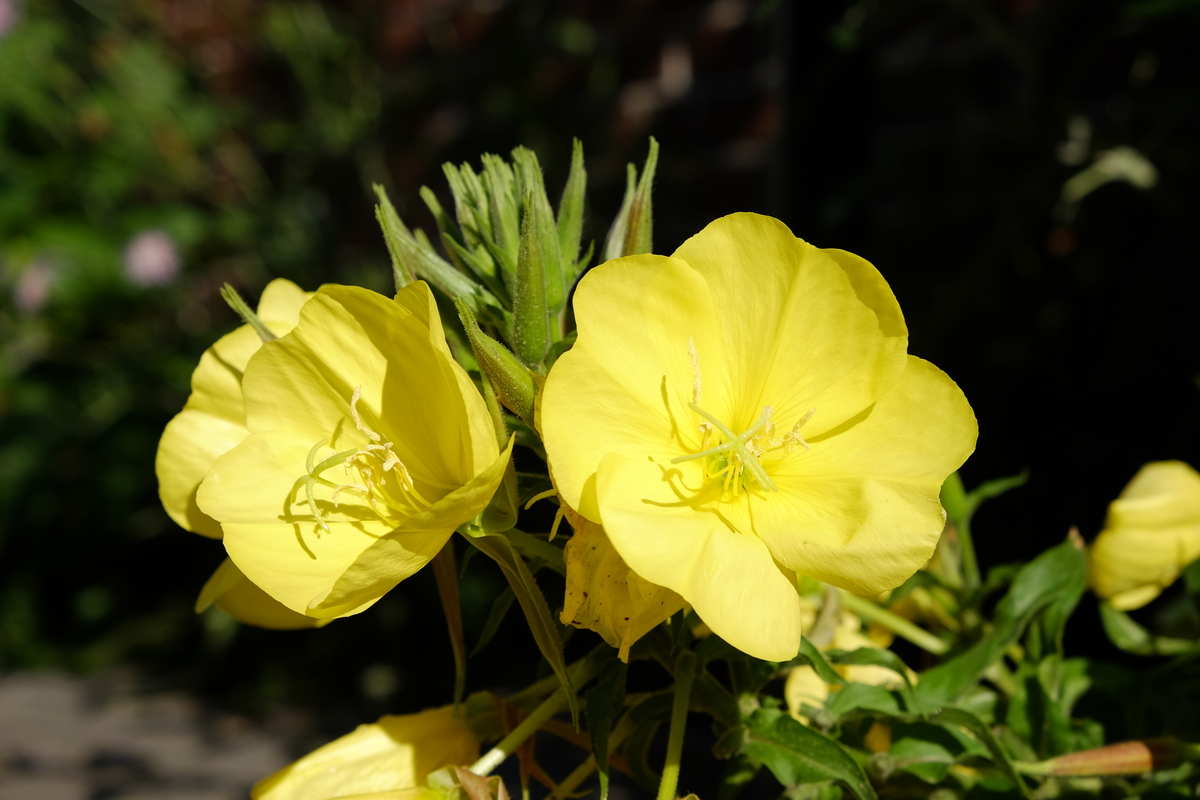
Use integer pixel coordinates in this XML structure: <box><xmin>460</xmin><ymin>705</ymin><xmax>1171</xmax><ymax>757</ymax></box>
<box><xmin>124</xmin><ymin>230</ymin><xmax>181</xmax><ymax>287</ymax></box>
<box><xmin>0</xmin><ymin>0</ymin><xmax>18</xmax><ymax>39</ymax></box>
<box><xmin>14</xmin><ymin>262</ymin><xmax>54</xmax><ymax>314</ymax></box>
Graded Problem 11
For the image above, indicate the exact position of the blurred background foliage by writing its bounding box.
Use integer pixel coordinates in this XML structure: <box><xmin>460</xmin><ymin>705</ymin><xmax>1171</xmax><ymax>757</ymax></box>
<box><xmin>0</xmin><ymin>0</ymin><xmax>1198</xmax><ymax>746</ymax></box>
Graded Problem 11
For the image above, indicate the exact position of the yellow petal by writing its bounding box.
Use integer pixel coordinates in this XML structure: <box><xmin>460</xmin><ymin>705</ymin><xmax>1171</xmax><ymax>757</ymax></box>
<box><xmin>251</xmin><ymin>706</ymin><xmax>478</xmax><ymax>800</ymax></box>
<box><xmin>200</xmin><ymin>431</ymin><xmax>512</xmax><ymax>618</ymax></box>
<box><xmin>559</xmin><ymin>508</ymin><xmax>685</xmax><ymax>661</ymax></box>
<box><xmin>543</xmin><ymin>255</ymin><xmax>726</xmax><ymax>521</ymax></box>
<box><xmin>747</xmin><ymin>356</ymin><xmax>977</xmax><ymax>595</ymax></box>
<box><xmin>156</xmin><ymin>279</ymin><xmax>312</xmax><ymax>537</ymax></box>
<box><xmin>670</xmin><ymin>213</ymin><xmax>908</xmax><ymax>436</ymax></box>
<box><xmin>595</xmin><ymin>453</ymin><xmax>802</xmax><ymax>661</ymax></box>
<box><xmin>785</xmin><ymin>665</ymin><xmax>831</xmax><ymax>722</ymax></box>
<box><xmin>196</xmin><ymin>558</ymin><xmax>326</xmax><ymax>630</ymax></box>
<box><xmin>1106</xmin><ymin>460</ymin><xmax>1200</xmax><ymax>529</ymax></box>
<box><xmin>244</xmin><ymin>284</ymin><xmax>493</xmax><ymax>487</ymax></box>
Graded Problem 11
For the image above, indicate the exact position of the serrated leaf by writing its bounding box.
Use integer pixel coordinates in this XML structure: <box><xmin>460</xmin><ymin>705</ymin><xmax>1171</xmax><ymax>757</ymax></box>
<box><xmin>505</xmin><ymin>529</ymin><xmax>565</xmax><ymax>575</ymax></box>
<box><xmin>462</xmin><ymin>528</ymin><xmax>578</xmax><ymax>725</ymax></box>
<box><xmin>470</xmin><ymin>584</ymin><xmax>516</xmax><ymax>657</ymax></box>
<box><xmin>743</xmin><ymin>707</ymin><xmax>878</xmax><ymax>800</ymax></box>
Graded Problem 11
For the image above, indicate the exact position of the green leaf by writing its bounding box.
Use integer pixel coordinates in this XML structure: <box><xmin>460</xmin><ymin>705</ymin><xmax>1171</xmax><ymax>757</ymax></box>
<box><xmin>963</xmin><ymin>470</ymin><xmax>1030</xmax><ymax>524</ymax></box>
<box><xmin>1098</xmin><ymin>601</ymin><xmax>1200</xmax><ymax>655</ymax></box>
<box><xmin>586</xmin><ymin>658</ymin><xmax>626</xmax><ymax>800</ymax></box>
<box><xmin>743</xmin><ymin>707</ymin><xmax>878</xmax><ymax>800</ymax></box>
<box><xmin>826</xmin><ymin>647</ymin><xmax>918</xmax><ymax>714</ymax></box>
<box><xmin>556</xmin><ymin>138</ymin><xmax>587</xmax><ymax>281</ymax></box>
<box><xmin>470</xmin><ymin>584</ymin><xmax>515</xmax><ymax>657</ymax></box>
<box><xmin>826</xmin><ymin>683</ymin><xmax>902</xmax><ymax>719</ymax></box>
<box><xmin>914</xmin><ymin>539</ymin><xmax>1087</xmax><ymax>708</ymax></box>
<box><xmin>504</xmin><ymin>529</ymin><xmax>565</xmax><ymax>575</ymax></box>
<box><xmin>461</xmin><ymin>528</ymin><xmax>578</xmax><ymax>725</ymax></box>
<box><xmin>795</xmin><ymin>637</ymin><xmax>848</xmax><ymax>687</ymax></box>
<box><xmin>930</xmin><ymin>707</ymin><xmax>1031</xmax><ymax>798</ymax></box>
<box><xmin>371</xmin><ymin>183</ymin><xmax>415</xmax><ymax>289</ymax></box>
<box><xmin>603</xmin><ymin>163</ymin><xmax>636</xmax><ymax>262</ymax></box>
<box><xmin>430</xmin><ymin>545</ymin><xmax>467</xmax><ymax>707</ymax></box>
<box><xmin>622</xmin><ymin>691</ymin><xmax>674</xmax><ymax>791</ymax></box>
<box><xmin>889</xmin><ymin>722</ymin><xmax>962</xmax><ymax>783</ymax></box>
<box><xmin>691</xmin><ymin>671</ymin><xmax>741</xmax><ymax>728</ymax></box>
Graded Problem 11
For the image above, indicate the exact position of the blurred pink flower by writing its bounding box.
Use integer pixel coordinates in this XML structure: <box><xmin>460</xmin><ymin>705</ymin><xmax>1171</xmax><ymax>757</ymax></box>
<box><xmin>0</xmin><ymin>0</ymin><xmax>18</xmax><ymax>39</ymax></box>
<box><xmin>124</xmin><ymin>230</ymin><xmax>181</xmax><ymax>287</ymax></box>
<box><xmin>14</xmin><ymin>262</ymin><xmax>54</xmax><ymax>314</ymax></box>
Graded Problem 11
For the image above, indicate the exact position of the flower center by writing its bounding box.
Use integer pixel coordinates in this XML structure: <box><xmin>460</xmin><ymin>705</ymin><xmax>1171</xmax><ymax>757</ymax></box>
<box><xmin>670</xmin><ymin>338</ymin><xmax>815</xmax><ymax>495</ymax></box>
<box><xmin>293</xmin><ymin>385</ymin><xmax>433</xmax><ymax>536</ymax></box>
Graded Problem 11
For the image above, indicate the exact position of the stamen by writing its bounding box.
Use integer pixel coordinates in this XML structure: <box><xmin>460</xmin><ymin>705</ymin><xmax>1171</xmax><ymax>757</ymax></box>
<box><xmin>781</xmin><ymin>408</ymin><xmax>817</xmax><ymax>453</ymax></box>
<box><xmin>525</xmin><ymin>488</ymin><xmax>559</xmax><ymax>511</ymax></box>
<box><xmin>688</xmin><ymin>337</ymin><xmax>703</xmax><ymax>405</ymax></box>
<box><xmin>350</xmin><ymin>385</ymin><xmax>381</xmax><ymax>442</ymax></box>
<box><xmin>671</xmin><ymin>404</ymin><xmax>779</xmax><ymax>492</ymax></box>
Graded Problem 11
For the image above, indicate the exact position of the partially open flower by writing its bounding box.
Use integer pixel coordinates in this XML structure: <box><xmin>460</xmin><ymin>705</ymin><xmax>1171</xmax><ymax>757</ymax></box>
<box><xmin>156</xmin><ymin>278</ymin><xmax>320</xmax><ymax>628</ymax></box>
<box><xmin>197</xmin><ymin>282</ymin><xmax>512</xmax><ymax>620</ymax></box>
<box><xmin>542</xmin><ymin>213</ymin><xmax>976</xmax><ymax>660</ymax></box>
<box><xmin>1089</xmin><ymin>460</ymin><xmax>1200</xmax><ymax>610</ymax></box>
<box><xmin>252</xmin><ymin>705</ymin><xmax>478</xmax><ymax>800</ymax></box>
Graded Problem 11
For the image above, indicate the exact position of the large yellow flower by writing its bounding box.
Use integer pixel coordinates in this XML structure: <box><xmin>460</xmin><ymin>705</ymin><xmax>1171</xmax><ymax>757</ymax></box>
<box><xmin>197</xmin><ymin>282</ymin><xmax>512</xmax><ymax>620</ymax></box>
<box><xmin>1089</xmin><ymin>460</ymin><xmax>1200</xmax><ymax>610</ymax></box>
<box><xmin>542</xmin><ymin>213</ymin><xmax>976</xmax><ymax>661</ymax></box>
<box><xmin>156</xmin><ymin>278</ymin><xmax>321</xmax><ymax>629</ymax></box>
<box><xmin>252</xmin><ymin>705</ymin><xmax>478</xmax><ymax>800</ymax></box>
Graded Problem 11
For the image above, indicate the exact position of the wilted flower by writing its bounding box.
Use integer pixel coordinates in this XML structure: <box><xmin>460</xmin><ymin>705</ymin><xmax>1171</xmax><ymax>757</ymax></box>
<box><xmin>252</xmin><ymin>705</ymin><xmax>478</xmax><ymax>800</ymax></box>
<box><xmin>157</xmin><ymin>279</ymin><xmax>318</xmax><ymax>628</ymax></box>
<box><xmin>123</xmin><ymin>229</ymin><xmax>181</xmax><ymax>287</ymax></box>
<box><xmin>559</xmin><ymin>507</ymin><xmax>685</xmax><ymax>661</ymax></box>
<box><xmin>1089</xmin><ymin>460</ymin><xmax>1200</xmax><ymax>610</ymax></box>
<box><xmin>542</xmin><ymin>213</ymin><xmax>976</xmax><ymax>660</ymax></box>
<box><xmin>196</xmin><ymin>282</ymin><xmax>512</xmax><ymax>621</ymax></box>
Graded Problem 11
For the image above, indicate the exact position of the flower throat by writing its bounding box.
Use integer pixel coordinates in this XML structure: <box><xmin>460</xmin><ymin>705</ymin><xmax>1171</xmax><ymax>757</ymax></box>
<box><xmin>670</xmin><ymin>338</ymin><xmax>815</xmax><ymax>495</ymax></box>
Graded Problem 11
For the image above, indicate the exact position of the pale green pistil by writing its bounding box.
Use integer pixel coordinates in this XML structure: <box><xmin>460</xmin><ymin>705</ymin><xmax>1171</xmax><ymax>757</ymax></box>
<box><xmin>671</xmin><ymin>403</ymin><xmax>779</xmax><ymax>492</ymax></box>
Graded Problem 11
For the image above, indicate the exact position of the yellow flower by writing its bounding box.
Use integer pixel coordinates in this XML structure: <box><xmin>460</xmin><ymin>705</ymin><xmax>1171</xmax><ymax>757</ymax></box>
<box><xmin>156</xmin><ymin>279</ymin><xmax>321</xmax><ymax>629</ymax></box>
<box><xmin>196</xmin><ymin>282</ymin><xmax>512</xmax><ymax>620</ymax></box>
<box><xmin>542</xmin><ymin>213</ymin><xmax>976</xmax><ymax>661</ymax></box>
<box><xmin>252</xmin><ymin>705</ymin><xmax>478</xmax><ymax>800</ymax></box>
<box><xmin>559</xmin><ymin>507</ymin><xmax>685</xmax><ymax>661</ymax></box>
<box><xmin>157</xmin><ymin>278</ymin><xmax>311</xmax><ymax>539</ymax></box>
<box><xmin>1089</xmin><ymin>460</ymin><xmax>1200</xmax><ymax>610</ymax></box>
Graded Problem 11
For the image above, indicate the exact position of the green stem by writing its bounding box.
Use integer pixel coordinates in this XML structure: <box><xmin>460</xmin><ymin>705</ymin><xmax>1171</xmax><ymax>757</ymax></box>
<box><xmin>469</xmin><ymin>647</ymin><xmax>606</xmax><ymax>776</ymax></box>
<box><xmin>657</xmin><ymin>650</ymin><xmax>697</xmax><ymax>800</ymax></box>
<box><xmin>959</xmin><ymin>519</ymin><xmax>981</xmax><ymax>588</ymax></box>
<box><xmin>839</xmin><ymin>590</ymin><xmax>949</xmax><ymax>656</ymax></box>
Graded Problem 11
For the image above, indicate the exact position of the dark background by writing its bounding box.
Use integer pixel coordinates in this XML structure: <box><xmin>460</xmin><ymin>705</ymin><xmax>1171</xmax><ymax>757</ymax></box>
<box><xmin>0</xmin><ymin>0</ymin><xmax>1197</xmax><ymax>756</ymax></box>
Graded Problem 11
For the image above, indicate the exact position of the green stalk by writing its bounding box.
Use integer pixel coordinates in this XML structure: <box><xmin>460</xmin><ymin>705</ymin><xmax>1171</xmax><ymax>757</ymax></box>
<box><xmin>839</xmin><ymin>590</ymin><xmax>949</xmax><ymax>656</ymax></box>
<box><xmin>657</xmin><ymin>650</ymin><xmax>697</xmax><ymax>800</ymax></box>
<box><xmin>959</xmin><ymin>518</ymin><xmax>981</xmax><ymax>589</ymax></box>
<box><xmin>469</xmin><ymin>648</ymin><xmax>606</xmax><ymax>776</ymax></box>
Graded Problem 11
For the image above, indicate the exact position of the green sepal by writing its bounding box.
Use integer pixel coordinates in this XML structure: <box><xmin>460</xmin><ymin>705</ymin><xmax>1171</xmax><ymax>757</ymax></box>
<box><xmin>454</xmin><ymin>297</ymin><xmax>537</xmax><ymax>430</ymax></box>
<box><xmin>372</xmin><ymin>183</ymin><xmax>415</xmax><ymax>289</ymax></box>
<box><xmin>556</xmin><ymin>138</ymin><xmax>587</xmax><ymax>280</ymax></box>
<box><xmin>419</xmin><ymin>185</ymin><xmax>468</xmax><ymax>271</ymax></box>
<box><xmin>603</xmin><ymin>137</ymin><xmax>659</xmax><ymax>260</ymax></box>
<box><xmin>481</xmin><ymin>154</ymin><xmax>521</xmax><ymax>288</ymax></box>
<box><xmin>512</xmin><ymin>190</ymin><xmax>550</xmax><ymax>370</ymax></box>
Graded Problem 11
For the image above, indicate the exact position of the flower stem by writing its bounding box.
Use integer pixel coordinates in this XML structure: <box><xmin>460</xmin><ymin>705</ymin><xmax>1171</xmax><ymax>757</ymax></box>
<box><xmin>469</xmin><ymin>647</ymin><xmax>607</xmax><ymax>776</ymax></box>
<box><xmin>657</xmin><ymin>650</ymin><xmax>697</xmax><ymax>800</ymax></box>
<box><xmin>839</xmin><ymin>590</ymin><xmax>949</xmax><ymax>656</ymax></box>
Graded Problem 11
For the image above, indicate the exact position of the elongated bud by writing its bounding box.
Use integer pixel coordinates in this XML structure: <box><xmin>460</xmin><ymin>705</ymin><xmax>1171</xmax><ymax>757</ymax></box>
<box><xmin>1022</xmin><ymin>738</ymin><xmax>1199</xmax><ymax>776</ymax></box>
<box><xmin>557</xmin><ymin>138</ymin><xmax>587</xmax><ymax>280</ymax></box>
<box><xmin>603</xmin><ymin>137</ymin><xmax>659</xmax><ymax>260</ymax></box>
<box><xmin>372</xmin><ymin>184</ymin><xmax>415</xmax><ymax>290</ymax></box>
<box><xmin>512</xmin><ymin>147</ymin><xmax>565</xmax><ymax>314</ymax></box>
<box><xmin>511</xmin><ymin>190</ymin><xmax>549</xmax><ymax>370</ymax></box>
<box><xmin>454</xmin><ymin>297</ymin><xmax>537</xmax><ymax>431</ymax></box>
